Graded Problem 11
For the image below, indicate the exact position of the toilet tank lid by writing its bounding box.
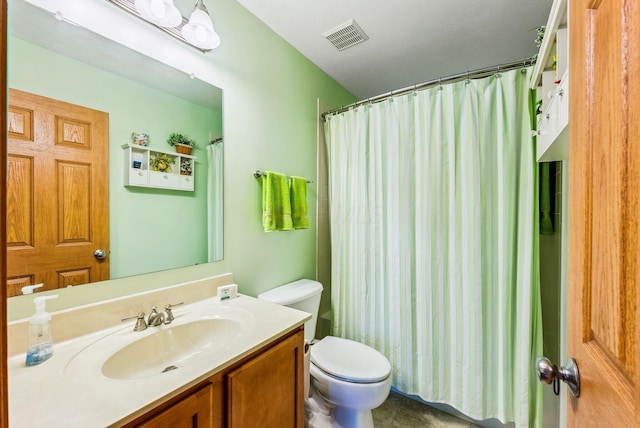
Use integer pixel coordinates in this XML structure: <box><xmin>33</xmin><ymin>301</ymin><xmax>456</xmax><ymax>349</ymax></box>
<box><xmin>257</xmin><ymin>279</ymin><xmax>323</xmax><ymax>305</ymax></box>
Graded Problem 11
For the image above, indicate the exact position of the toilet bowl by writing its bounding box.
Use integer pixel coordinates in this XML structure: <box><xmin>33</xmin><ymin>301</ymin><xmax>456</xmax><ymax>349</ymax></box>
<box><xmin>310</xmin><ymin>336</ymin><xmax>391</xmax><ymax>428</ymax></box>
<box><xmin>258</xmin><ymin>279</ymin><xmax>391</xmax><ymax>428</ymax></box>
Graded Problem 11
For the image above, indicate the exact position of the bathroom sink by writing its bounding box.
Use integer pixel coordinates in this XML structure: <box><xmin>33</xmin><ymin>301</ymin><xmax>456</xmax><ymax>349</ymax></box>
<box><xmin>65</xmin><ymin>305</ymin><xmax>253</xmax><ymax>381</ymax></box>
<box><xmin>102</xmin><ymin>318</ymin><xmax>241</xmax><ymax>379</ymax></box>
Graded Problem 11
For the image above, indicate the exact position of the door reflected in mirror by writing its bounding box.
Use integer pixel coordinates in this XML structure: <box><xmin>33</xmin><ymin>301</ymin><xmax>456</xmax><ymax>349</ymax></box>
<box><xmin>6</xmin><ymin>0</ymin><xmax>224</xmax><ymax>297</ymax></box>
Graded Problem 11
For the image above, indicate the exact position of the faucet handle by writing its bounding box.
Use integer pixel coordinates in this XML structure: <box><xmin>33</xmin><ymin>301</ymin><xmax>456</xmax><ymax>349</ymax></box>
<box><xmin>165</xmin><ymin>301</ymin><xmax>184</xmax><ymax>309</ymax></box>
<box><xmin>121</xmin><ymin>311</ymin><xmax>148</xmax><ymax>332</ymax></box>
<box><xmin>164</xmin><ymin>302</ymin><xmax>184</xmax><ymax>323</ymax></box>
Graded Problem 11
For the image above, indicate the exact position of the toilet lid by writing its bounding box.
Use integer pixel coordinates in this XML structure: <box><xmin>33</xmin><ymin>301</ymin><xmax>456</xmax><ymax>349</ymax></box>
<box><xmin>311</xmin><ymin>336</ymin><xmax>391</xmax><ymax>383</ymax></box>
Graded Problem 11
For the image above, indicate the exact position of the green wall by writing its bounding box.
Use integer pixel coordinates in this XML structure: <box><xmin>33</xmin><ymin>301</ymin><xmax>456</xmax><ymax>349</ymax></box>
<box><xmin>206</xmin><ymin>1</ymin><xmax>356</xmax><ymax>297</ymax></box>
<box><xmin>9</xmin><ymin>37</ymin><xmax>222</xmax><ymax>279</ymax></box>
<box><xmin>7</xmin><ymin>0</ymin><xmax>355</xmax><ymax>318</ymax></box>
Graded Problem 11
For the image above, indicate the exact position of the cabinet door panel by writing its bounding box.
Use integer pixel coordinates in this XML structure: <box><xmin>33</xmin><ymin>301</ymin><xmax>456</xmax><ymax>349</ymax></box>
<box><xmin>227</xmin><ymin>331</ymin><xmax>304</xmax><ymax>428</ymax></box>
<box><xmin>135</xmin><ymin>383</ymin><xmax>212</xmax><ymax>428</ymax></box>
<box><xmin>129</xmin><ymin>168</ymin><xmax>148</xmax><ymax>186</ymax></box>
<box><xmin>149</xmin><ymin>171</ymin><xmax>179</xmax><ymax>189</ymax></box>
<box><xmin>180</xmin><ymin>175</ymin><xmax>195</xmax><ymax>191</ymax></box>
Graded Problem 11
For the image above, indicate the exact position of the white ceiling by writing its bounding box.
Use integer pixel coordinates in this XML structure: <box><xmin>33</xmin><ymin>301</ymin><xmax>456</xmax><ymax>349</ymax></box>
<box><xmin>235</xmin><ymin>0</ymin><xmax>554</xmax><ymax>99</ymax></box>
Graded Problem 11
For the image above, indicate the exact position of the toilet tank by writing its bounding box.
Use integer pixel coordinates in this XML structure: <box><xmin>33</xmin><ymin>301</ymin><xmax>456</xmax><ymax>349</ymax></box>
<box><xmin>258</xmin><ymin>279</ymin><xmax>323</xmax><ymax>343</ymax></box>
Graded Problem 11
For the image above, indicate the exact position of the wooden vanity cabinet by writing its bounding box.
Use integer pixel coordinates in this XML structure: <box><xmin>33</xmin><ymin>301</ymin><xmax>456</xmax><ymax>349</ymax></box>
<box><xmin>135</xmin><ymin>382</ymin><xmax>214</xmax><ymax>428</ymax></box>
<box><xmin>126</xmin><ymin>328</ymin><xmax>304</xmax><ymax>428</ymax></box>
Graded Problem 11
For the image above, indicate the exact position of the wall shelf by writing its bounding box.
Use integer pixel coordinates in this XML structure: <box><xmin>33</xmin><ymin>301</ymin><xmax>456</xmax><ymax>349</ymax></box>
<box><xmin>530</xmin><ymin>0</ymin><xmax>568</xmax><ymax>90</ymax></box>
<box><xmin>122</xmin><ymin>144</ymin><xmax>196</xmax><ymax>191</ymax></box>
<box><xmin>531</xmin><ymin>0</ymin><xmax>569</xmax><ymax>162</ymax></box>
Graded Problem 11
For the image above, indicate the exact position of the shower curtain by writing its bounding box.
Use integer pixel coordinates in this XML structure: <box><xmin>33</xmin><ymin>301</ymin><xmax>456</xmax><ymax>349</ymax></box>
<box><xmin>324</xmin><ymin>68</ymin><xmax>542</xmax><ymax>427</ymax></box>
<box><xmin>207</xmin><ymin>142</ymin><xmax>224</xmax><ymax>261</ymax></box>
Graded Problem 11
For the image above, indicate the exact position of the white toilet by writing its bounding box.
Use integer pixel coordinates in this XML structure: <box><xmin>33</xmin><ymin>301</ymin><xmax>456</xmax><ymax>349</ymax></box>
<box><xmin>258</xmin><ymin>279</ymin><xmax>391</xmax><ymax>428</ymax></box>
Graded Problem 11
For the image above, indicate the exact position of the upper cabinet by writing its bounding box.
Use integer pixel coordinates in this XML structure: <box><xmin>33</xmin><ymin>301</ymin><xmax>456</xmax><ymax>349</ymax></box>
<box><xmin>531</xmin><ymin>0</ymin><xmax>569</xmax><ymax>162</ymax></box>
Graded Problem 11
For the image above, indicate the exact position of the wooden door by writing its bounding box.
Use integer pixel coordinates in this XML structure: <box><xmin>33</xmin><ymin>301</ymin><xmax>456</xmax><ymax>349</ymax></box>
<box><xmin>0</xmin><ymin>1</ymin><xmax>8</xmax><ymax>427</ymax></box>
<box><xmin>568</xmin><ymin>0</ymin><xmax>640</xmax><ymax>425</ymax></box>
<box><xmin>6</xmin><ymin>89</ymin><xmax>109</xmax><ymax>296</ymax></box>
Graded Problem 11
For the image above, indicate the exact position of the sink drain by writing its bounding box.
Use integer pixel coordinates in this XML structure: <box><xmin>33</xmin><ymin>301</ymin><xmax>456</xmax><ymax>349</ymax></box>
<box><xmin>162</xmin><ymin>365</ymin><xmax>178</xmax><ymax>373</ymax></box>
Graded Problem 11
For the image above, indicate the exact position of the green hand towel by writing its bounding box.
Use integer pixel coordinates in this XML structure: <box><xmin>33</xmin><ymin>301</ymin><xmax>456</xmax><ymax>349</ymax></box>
<box><xmin>540</xmin><ymin>163</ymin><xmax>554</xmax><ymax>234</ymax></box>
<box><xmin>290</xmin><ymin>176</ymin><xmax>309</xmax><ymax>229</ymax></box>
<box><xmin>262</xmin><ymin>171</ymin><xmax>293</xmax><ymax>232</ymax></box>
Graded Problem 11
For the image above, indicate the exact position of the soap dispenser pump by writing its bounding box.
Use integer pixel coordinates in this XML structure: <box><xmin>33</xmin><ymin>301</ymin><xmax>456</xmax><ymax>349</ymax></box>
<box><xmin>25</xmin><ymin>295</ymin><xmax>58</xmax><ymax>367</ymax></box>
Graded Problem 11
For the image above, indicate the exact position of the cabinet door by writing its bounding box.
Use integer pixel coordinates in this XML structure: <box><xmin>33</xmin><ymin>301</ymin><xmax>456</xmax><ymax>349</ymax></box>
<box><xmin>135</xmin><ymin>383</ymin><xmax>213</xmax><ymax>428</ymax></box>
<box><xmin>149</xmin><ymin>171</ymin><xmax>180</xmax><ymax>189</ymax></box>
<box><xmin>129</xmin><ymin>168</ymin><xmax>148</xmax><ymax>186</ymax></box>
<box><xmin>556</xmin><ymin>75</ymin><xmax>569</xmax><ymax>129</ymax></box>
<box><xmin>180</xmin><ymin>175</ymin><xmax>195</xmax><ymax>191</ymax></box>
<box><xmin>227</xmin><ymin>330</ymin><xmax>304</xmax><ymax>428</ymax></box>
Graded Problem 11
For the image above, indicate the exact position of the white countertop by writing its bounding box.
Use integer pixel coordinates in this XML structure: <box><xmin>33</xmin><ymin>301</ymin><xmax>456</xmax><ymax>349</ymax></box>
<box><xmin>9</xmin><ymin>293</ymin><xmax>309</xmax><ymax>427</ymax></box>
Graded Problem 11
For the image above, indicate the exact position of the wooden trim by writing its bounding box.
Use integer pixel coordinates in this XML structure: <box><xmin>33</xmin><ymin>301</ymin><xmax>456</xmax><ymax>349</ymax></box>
<box><xmin>0</xmin><ymin>0</ymin><xmax>9</xmax><ymax>426</ymax></box>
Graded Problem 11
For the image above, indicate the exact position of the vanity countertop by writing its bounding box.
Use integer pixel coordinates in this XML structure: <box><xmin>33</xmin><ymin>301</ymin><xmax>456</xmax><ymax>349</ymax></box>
<box><xmin>8</xmin><ymin>292</ymin><xmax>309</xmax><ymax>427</ymax></box>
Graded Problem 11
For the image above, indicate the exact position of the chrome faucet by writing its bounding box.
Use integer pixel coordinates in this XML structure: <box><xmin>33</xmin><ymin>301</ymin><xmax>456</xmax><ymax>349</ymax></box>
<box><xmin>148</xmin><ymin>302</ymin><xmax>185</xmax><ymax>327</ymax></box>
<box><xmin>122</xmin><ymin>302</ymin><xmax>184</xmax><ymax>331</ymax></box>
<box><xmin>147</xmin><ymin>306</ymin><xmax>166</xmax><ymax>326</ymax></box>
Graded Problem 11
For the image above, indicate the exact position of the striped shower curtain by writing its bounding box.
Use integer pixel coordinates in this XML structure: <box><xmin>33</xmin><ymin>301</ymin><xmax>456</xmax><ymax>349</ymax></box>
<box><xmin>207</xmin><ymin>141</ymin><xmax>224</xmax><ymax>261</ymax></box>
<box><xmin>324</xmin><ymin>67</ymin><xmax>542</xmax><ymax>427</ymax></box>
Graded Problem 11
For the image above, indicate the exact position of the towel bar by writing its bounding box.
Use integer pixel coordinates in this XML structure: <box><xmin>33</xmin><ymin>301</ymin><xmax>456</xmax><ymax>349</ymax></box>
<box><xmin>253</xmin><ymin>170</ymin><xmax>313</xmax><ymax>183</ymax></box>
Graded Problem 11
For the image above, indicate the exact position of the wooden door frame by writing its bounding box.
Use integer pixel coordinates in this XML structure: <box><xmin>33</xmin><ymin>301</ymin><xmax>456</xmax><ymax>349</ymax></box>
<box><xmin>1</xmin><ymin>0</ymin><xmax>9</xmax><ymax>426</ymax></box>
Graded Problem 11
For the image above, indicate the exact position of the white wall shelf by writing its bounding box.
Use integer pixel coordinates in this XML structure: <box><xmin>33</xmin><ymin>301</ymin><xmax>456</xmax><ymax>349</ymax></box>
<box><xmin>530</xmin><ymin>0</ymin><xmax>568</xmax><ymax>90</ymax></box>
<box><xmin>122</xmin><ymin>144</ymin><xmax>196</xmax><ymax>191</ymax></box>
<box><xmin>532</xmin><ymin>0</ymin><xmax>569</xmax><ymax>162</ymax></box>
<box><xmin>537</xmin><ymin>70</ymin><xmax>569</xmax><ymax>162</ymax></box>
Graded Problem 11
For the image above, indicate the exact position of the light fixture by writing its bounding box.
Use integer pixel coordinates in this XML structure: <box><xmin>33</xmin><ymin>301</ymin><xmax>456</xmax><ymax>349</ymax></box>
<box><xmin>134</xmin><ymin>0</ymin><xmax>182</xmax><ymax>28</ymax></box>
<box><xmin>181</xmin><ymin>0</ymin><xmax>220</xmax><ymax>50</ymax></box>
<box><xmin>108</xmin><ymin>0</ymin><xmax>220</xmax><ymax>52</ymax></box>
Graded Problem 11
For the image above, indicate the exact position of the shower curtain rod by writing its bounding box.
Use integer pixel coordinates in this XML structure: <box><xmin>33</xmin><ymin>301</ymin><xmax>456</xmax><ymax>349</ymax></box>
<box><xmin>322</xmin><ymin>56</ymin><xmax>537</xmax><ymax>119</ymax></box>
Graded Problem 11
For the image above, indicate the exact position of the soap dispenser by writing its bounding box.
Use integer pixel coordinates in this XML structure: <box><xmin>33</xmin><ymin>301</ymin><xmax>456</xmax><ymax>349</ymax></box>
<box><xmin>25</xmin><ymin>295</ymin><xmax>58</xmax><ymax>367</ymax></box>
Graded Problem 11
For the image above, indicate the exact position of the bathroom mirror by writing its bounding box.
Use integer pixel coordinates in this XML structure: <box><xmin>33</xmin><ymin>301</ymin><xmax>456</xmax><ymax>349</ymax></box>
<box><xmin>7</xmin><ymin>0</ymin><xmax>224</xmax><ymax>297</ymax></box>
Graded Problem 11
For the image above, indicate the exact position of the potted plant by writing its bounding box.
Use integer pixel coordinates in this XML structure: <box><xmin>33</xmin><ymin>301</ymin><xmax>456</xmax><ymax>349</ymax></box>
<box><xmin>167</xmin><ymin>132</ymin><xmax>197</xmax><ymax>155</ymax></box>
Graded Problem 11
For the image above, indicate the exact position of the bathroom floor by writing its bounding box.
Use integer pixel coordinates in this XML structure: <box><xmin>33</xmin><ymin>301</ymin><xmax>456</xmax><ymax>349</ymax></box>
<box><xmin>372</xmin><ymin>391</ymin><xmax>481</xmax><ymax>427</ymax></box>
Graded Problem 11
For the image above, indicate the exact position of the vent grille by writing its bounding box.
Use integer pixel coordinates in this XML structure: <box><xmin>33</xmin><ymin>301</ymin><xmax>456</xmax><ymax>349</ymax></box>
<box><xmin>322</xmin><ymin>19</ymin><xmax>369</xmax><ymax>51</ymax></box>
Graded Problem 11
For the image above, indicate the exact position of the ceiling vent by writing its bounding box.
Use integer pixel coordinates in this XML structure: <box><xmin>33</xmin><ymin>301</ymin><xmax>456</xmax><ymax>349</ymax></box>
<box><xmin>322</xmin><ymin>19</ymin><xmax>369</xmax><ymax>51</ymax></box>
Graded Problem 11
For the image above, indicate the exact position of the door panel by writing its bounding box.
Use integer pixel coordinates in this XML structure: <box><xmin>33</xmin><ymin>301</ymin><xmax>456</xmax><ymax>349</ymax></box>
<box><xmin>6</xmin><ymin>154</ymin><xmax>33</xmax><ymax>247</ymax></box>
<box><xmin>227</xmin><ymin>331</ymin><xmax>304</xmax><ymax>428</ymax></box>
<box><xmin>6</xmin><ymin>89</ymin><xmax>109</xmax><ymax>295</ymax></box>
<box><xmin>568</xmin><ymin>0</ymin><xmax>640</xmax><ymax>425</ymax></box>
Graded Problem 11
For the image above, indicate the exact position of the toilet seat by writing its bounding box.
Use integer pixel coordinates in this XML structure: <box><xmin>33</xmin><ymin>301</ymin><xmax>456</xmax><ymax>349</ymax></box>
<box><xmin>311</xmin><ymin>336</ymin><xmax>391</xmax><ymax>383</ymax></box>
